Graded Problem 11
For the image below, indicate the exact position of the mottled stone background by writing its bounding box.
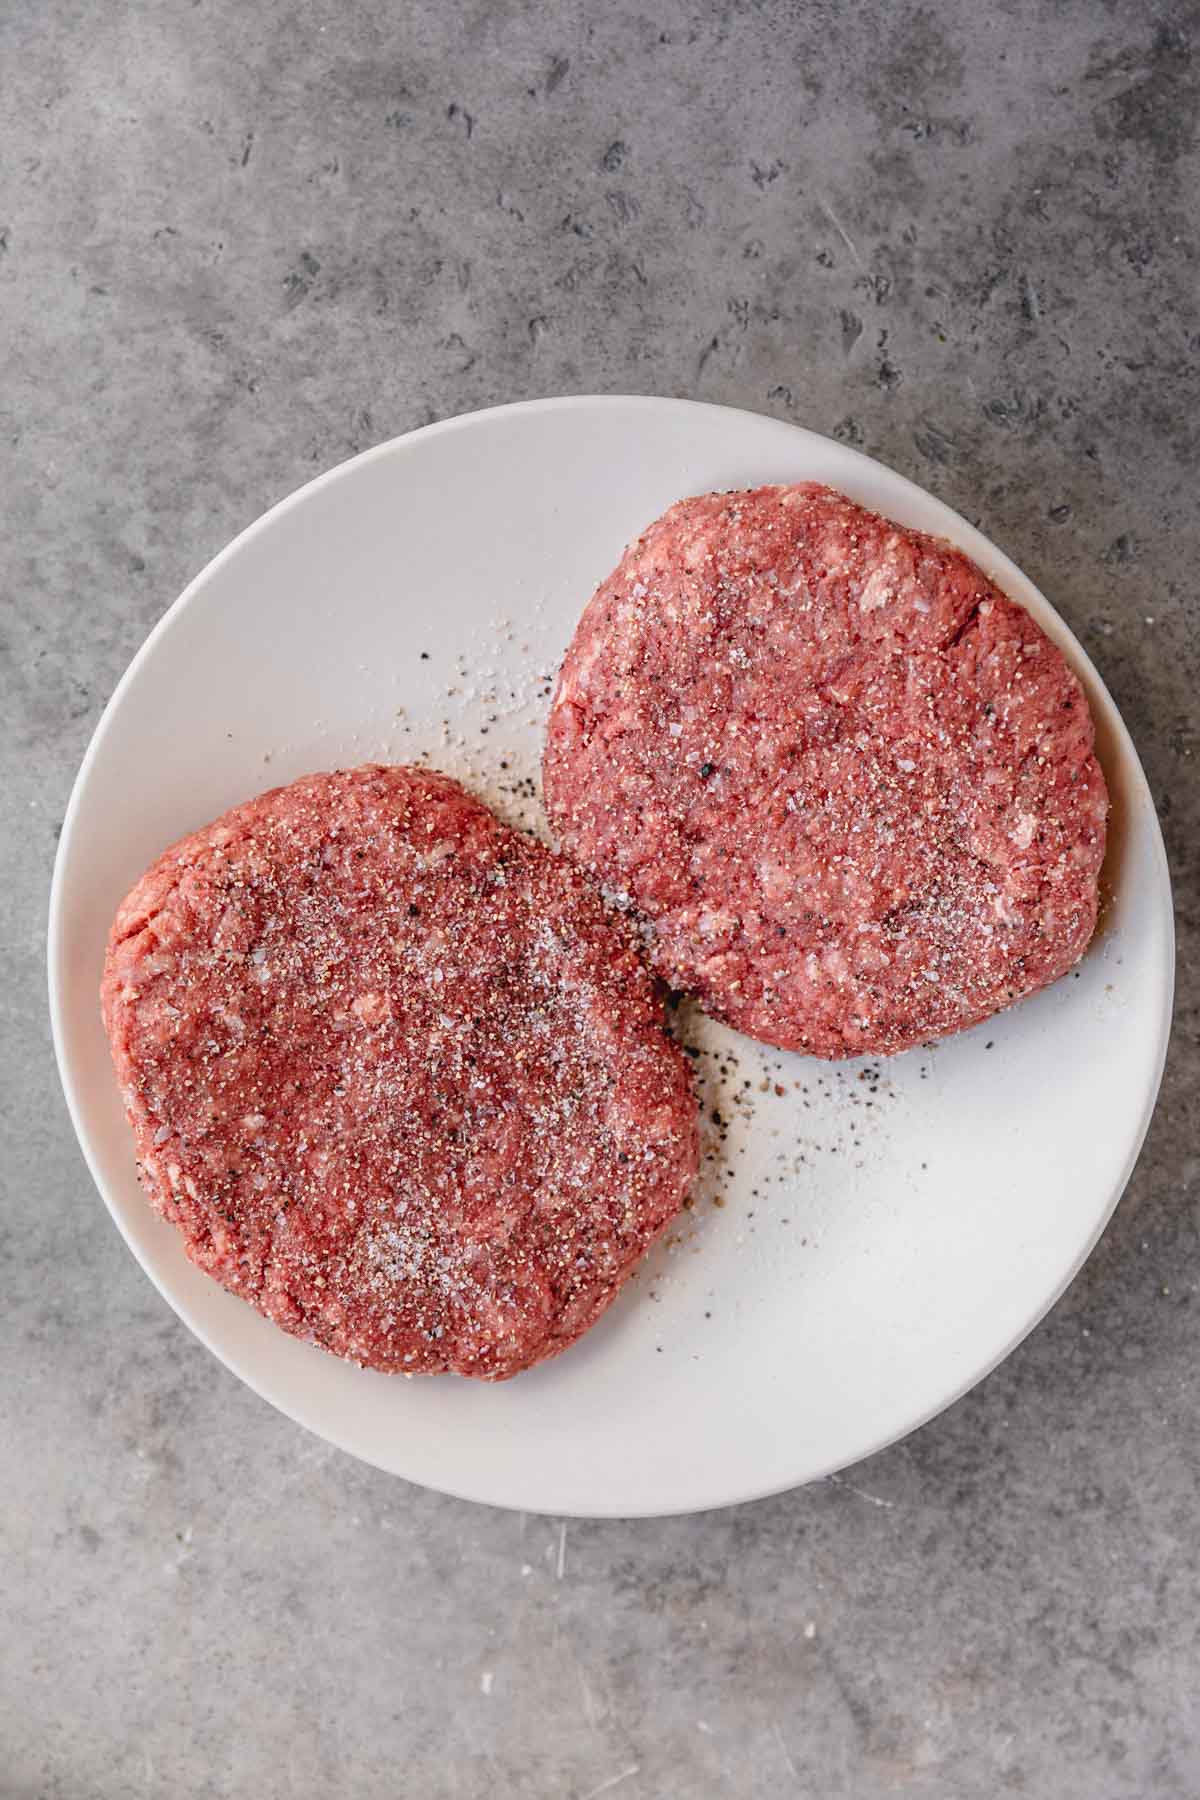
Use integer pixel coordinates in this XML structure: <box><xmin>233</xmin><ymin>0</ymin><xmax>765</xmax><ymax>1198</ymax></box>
<box><xmin>3</xmin><ymin>2</ymin><xmax>1197</xmax><ymax>1795</ymax></box>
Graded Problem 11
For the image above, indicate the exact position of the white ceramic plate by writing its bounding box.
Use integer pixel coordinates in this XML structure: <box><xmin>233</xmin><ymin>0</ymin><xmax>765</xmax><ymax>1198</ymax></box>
<box><xmin>49</xmin><ymin>397</ymin><xmax>1173</xmax><ymax>1517</ymax></box>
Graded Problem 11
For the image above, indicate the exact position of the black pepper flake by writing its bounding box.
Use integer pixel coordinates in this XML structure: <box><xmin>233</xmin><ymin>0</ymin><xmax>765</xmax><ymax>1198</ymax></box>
<box><xmin>698</xmin><ymin>762</ymin><xmax>716</xmax><ymax>781</ymax></box>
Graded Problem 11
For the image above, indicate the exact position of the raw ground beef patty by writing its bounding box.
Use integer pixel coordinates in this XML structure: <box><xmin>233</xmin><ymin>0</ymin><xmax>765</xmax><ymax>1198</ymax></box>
<box><xmin>102</xmin><ymin>766</ymin><xmax>698</xmax><ymax>1378</ymax></box>
<box><xmin>544</xmin><ymin>484</ymin><xmax>1108</xmax><ymax>1058</ymax></box>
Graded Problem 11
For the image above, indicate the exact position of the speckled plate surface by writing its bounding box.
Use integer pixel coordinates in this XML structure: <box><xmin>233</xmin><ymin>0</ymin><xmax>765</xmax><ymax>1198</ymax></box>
<box><xmin>48</xmin><ymin>397</ymin><xmax>1174</xmax><ymax>1517</ymax></box>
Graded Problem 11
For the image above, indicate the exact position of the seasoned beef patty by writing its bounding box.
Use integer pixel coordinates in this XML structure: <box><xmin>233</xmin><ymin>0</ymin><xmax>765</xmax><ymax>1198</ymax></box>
<box><xmin>102</xmin><ymin>766</ymin><xmax>697</xmax><ymax>1378</ymax></box>
<box><xmin>544</xmin><ymin>484</ymin><xmax>1107</xmax><ymax>1057</ymax></box>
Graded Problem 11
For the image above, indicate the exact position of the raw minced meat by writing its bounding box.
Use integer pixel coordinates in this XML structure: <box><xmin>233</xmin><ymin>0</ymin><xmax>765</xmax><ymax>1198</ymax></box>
<box><xmin>102</xmin><ymin>766</ymin><xmax>698</xmax><ymax>1378</ymax></box>
<box><xmin>544</xmin><ymin>484</ymin><xmax>1107</xmax><ymax>1057</ymax></box>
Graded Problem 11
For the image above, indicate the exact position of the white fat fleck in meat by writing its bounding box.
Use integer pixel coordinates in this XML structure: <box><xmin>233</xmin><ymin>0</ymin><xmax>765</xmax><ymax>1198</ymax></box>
<box><xmin>857</xmin><ymin>565</ymin><xmax>896</xmax><ymax>611</ymax></box>
<box><xmin>698</xmin><ymin>909</ymin><xmax>737</xmax><ymax>940</ymax></box>
<box><xmin>352</xmin><ymin>990</ymin><xmax>393</xmax><ymax>1027</ymax></box>
<box><xmin>822</xmin><ymin>948</ymin><xmax>850</xmax><ymax>982</ymax></box>
<box><xmin>758</xmin><ymin>859</ymin><xmax>793</xmax><ymax>903</ymax></box>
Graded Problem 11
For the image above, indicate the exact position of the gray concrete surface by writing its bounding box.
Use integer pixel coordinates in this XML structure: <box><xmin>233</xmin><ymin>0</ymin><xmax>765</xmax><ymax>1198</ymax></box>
<box><xmin>3</xmin><ymin>2</ymin><xmax>1198</xmax><ymax>1795</ymax></box>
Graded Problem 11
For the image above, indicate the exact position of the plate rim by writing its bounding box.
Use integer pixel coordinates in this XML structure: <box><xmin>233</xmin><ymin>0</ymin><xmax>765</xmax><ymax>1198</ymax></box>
<box><xmin>47</xmin><ymin>393</ymin><xmax>1176</xmax><ymax>1516</ymax></box>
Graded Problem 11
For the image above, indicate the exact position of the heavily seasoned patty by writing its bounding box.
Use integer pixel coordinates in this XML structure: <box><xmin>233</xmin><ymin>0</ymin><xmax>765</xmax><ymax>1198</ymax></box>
<box><xmin>544</xmin><ymin>484</ymin><xmax>1107</xmax><ymax>1057</ymax></box>
<box><xmin>102</xmin><ymin>766</ymin><xmax>698</xmax><ymax>1378</ymax></box>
